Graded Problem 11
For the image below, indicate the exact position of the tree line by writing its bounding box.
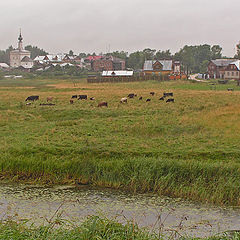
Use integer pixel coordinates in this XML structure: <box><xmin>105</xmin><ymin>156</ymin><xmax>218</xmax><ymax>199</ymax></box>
<box><xmin>1</xmin><ymin>43</ymin><xmax>240</xmax><ymax>73</ymax></box>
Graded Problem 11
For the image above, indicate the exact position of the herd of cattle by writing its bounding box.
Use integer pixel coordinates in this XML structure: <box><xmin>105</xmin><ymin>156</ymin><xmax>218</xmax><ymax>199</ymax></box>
<box><xmin>25</xmin><ymin>92</ymin><xmax>174</xmax><ymax>107</ymax></box>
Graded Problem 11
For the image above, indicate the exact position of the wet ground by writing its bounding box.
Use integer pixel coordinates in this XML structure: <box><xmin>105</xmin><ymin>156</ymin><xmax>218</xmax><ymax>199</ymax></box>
<box><xmin>0</xmin><ymin>183</ymin><xmax>239</xmax><ymax>238</ymax></box>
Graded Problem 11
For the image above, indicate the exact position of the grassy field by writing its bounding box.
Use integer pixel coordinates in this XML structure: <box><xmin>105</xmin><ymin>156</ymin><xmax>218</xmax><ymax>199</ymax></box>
<box><xmin>0</xmin><ymin>77</ymin><xmax>240</xmax><ymax>205</ymax></box>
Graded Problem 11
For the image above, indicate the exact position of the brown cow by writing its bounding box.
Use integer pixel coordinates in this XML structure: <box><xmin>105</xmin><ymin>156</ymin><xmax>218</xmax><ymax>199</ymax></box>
<box><xmin>47</xmin><ymin>97</ymin><xmax>53</xmax><ymax>102</ymax></box>
<box><xmin>98</xmin><ymin>102</ymin><xmax>108</xmax><ymax>107</ymax></box>
<box><xmin>70</xmin><ymin>99</ymin><xmax>74</xmax><ymax>104</ymax></box>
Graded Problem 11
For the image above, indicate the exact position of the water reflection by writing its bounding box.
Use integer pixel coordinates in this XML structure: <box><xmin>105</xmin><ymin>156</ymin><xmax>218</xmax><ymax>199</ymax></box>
<box><xmin>0</xmin><ymin>183</ymin><xmax>239</xmax><ymax>238</ymax></box>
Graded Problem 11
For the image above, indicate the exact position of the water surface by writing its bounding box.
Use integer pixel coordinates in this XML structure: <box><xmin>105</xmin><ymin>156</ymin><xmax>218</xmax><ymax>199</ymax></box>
<box><xmin>0</xmin><ymin>183</ymin><xmax>239</xmax><ymax>238</ymax></box>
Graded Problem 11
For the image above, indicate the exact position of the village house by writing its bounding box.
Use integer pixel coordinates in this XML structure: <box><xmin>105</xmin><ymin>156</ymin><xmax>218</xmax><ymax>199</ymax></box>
<box><xmin>9</xmin><ymin>31</ymin><xmax>33</xmax><ymax>69</ymax></box>
<box><xmin>223</xmin><ymin>60</ymin><xmax>240</xmax><ymax>80</ymax></box>
<box><xmin>91</xmin><ymin>56</ymin><xmax>125</xmax><ymax>72</ymax></box>
<box><xmin>0</xmin><ymin>63</ymin><xmax>10</xmax><ymax>70</ymax></box>
<box><xmin>142</xmin><ymin>60</ymin><xmax>181</xmax><ymax>75</ymax></box>
<box><xmin>207</xmin><ymin>59</ymin><xmax>237</xmax><ymax>79</ymax></box>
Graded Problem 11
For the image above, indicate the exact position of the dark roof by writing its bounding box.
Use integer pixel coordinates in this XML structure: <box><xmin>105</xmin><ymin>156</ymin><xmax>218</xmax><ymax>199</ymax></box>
<box><xmin>211</xmin><ymin>59</ymin><xmax>237</xmax><ymax>67</ymax></box>
<box><xmin>21</xmin><ymin>56</ymin><xmax>33</xmax><ymax>62</ymax></box>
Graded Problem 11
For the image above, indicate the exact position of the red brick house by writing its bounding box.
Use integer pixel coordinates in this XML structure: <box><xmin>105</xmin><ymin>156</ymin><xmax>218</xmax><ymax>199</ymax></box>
<box><xmin>208</xmin><ymin>59</ymin><xmax>237</xmax><ymax>79</ymax></box>
<box><xmin>91</xmin><ymin>56</ymin><xmax>125</xmax><ymax>72</ymax></box>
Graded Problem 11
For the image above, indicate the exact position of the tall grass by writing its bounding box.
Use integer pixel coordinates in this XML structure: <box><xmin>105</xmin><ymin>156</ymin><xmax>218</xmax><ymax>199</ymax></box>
<box><xmin>0</xmin><ymin>216</ymin><xmax>239</xmax><ymax>240</ymax></box>
<box><xmin>0</xmin><ymin>79</ymin><xmax>240</xmax><ymax>205</ymax></box>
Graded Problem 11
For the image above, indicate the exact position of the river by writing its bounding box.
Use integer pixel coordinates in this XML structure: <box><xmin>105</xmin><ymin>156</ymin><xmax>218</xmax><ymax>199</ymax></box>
<box><xmin>0</xmin><ymin>183</ymin><xmax>239</xmax><ymax>238</ymax></box>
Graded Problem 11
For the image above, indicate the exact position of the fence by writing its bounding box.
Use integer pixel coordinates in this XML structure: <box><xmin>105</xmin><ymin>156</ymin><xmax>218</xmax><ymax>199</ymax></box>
<box><xmin>87</xmin><ymin>74</ymin><xmax>186</xmax><ymax>83</ymax></box>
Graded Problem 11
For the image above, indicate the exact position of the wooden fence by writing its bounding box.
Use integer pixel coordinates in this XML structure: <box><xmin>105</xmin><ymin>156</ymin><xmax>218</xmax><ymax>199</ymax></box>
<box><xmin>87</xmin><ymin>74</ymin><xmax>186</xmax><ymax>83</ymax></box>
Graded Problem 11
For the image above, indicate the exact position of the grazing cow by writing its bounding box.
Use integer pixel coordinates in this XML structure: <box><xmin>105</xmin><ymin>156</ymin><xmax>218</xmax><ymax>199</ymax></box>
<box><xmin>120</xmin><ymin>97</ymin><xmax>128</xmax><ymax>104</ymax></box>
<box><xmin>25</xmin><ymin>95</ymin><xmax>39</xmax><ymax>101</ymax></box>
<box><xmin>46</xmin><ymin>97</ymin><xmax>53</xmax><ymax>102</ymax></box>
<box><xmin>139</xmin><ymin>96</ymin><xmax>143</xmax><ymax>100</ymax></box>
<box><xmin>78</xmin><ymin>95</ymin><xmax>87</xmax><ymax>100</ymax></box>
<box><xmin>163</xmin><ymin>92</ymin><xmax>173</xmax><ymax>97</ymax></box>
<box><xmin>150</xmin><ymin>92</ymin><xmax>155</xmax><ymax>96</ymax></box>
<box><xmin>98</xmin><ymin>101</ymin><xmax>108</xmax><ymax>107</ymax></box>
<box><xmin>166</xmin><ymin>98</ymin><xmax>174</xmax><ymax>103</ymax></box>
<box><xmin>159</xmin><ymin>97</ymin><xmax>165</xmax><ymax>101</ymax></box>
<box><xmin>70</xmin><ymin>99</ymin><xmax>74</xmax><ymax>104</ymax></box>
<box><xmin>71</xmin><ymin>95</ymin><xmax>78</xmax><ymax>99</ymax></box>
<box><xmin>146</xmin><ymin>98</ymin><xmax>151</xmax><ymax>102</ymax></box>
<box><xmin>227</xmin><ymin>88</ymin><xmax>234</xmax><ymax>91</ymax></box>
<box><xmin>90</xmin><ymin>97</ymin><xmax>95</xmax><ymax>100</ymax></box>
<box><xmin>127</xmin><ymin>93</ymin><xmax>135</xmax><ymax>98</ymax></box>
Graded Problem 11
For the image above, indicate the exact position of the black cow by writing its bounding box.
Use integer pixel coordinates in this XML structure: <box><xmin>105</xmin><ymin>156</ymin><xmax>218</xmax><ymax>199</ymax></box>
<box><xmin>139</xmin><ymin>96</ymin><xmax>143</xmax><ymax>100</ymax></box>
<box><xmin>159</xmin><ymin>97</ymin><xmax>165</xmax><ymax>101</ymax></box>
<box><xmin>71</xmin><ymin>95</ymin><xmax>78</xmax><ymax>99</ymax></box>
<box><xmin>166</xmin><ymin>98</ymin><xmax>174</xmax><ymax>103</ymax></box>
<box><xmin>128</xmin><ymin>93</ymin><xmax>135</xmax><ymax>98</ymax></box>
<box><xmin>25</xmin><ymin>96</ymin><xmax>39</xmax><ymax>101</ymax></box>
<box><xmin>164</xmin><ymin>92</ymin><xmax>173</xmax><ymax>97</ymax></box>
<box><xmin>150</xmin><ymin>92</ymin><xmax>155</xmax><ymax>96</ymax></box>
<box><xmin>78</xmin><ymin>95</ymin><xmax>87</xmax><ymax>100</ymax></box>
<box><xmin>90</xmin><ymin>97</ymin><xmax>95</xmax><ymax>100</ymax></box>
<box><xmin>146</xmin><ymin>98</ymin><xmax>151</xmax><ymax>102</ymax></box>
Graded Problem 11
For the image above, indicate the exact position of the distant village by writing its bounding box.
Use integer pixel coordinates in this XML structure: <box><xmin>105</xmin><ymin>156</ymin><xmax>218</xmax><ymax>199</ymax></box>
<box><xmin>0</xmin><ymin>32</ymin><xmax>240</xmax><ymax>82</ymax></box>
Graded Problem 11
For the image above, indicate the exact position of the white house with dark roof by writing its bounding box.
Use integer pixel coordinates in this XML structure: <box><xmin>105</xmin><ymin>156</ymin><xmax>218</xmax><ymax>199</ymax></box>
<box><xmin>9</xmin><ymin>31</ymin><xmax>33</xmax><ymax>69</ymax></box>
<box><xmin>143</xmin><ymin>60</ymin><xmax>180</xmax><ymax>75</ymax></box>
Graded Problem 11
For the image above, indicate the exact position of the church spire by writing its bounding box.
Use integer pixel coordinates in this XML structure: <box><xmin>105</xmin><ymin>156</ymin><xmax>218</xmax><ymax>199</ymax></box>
<box><xmin>18</xmin><ymin>29</ymin><xmax>23</xmax><ymax>51</ymax></box>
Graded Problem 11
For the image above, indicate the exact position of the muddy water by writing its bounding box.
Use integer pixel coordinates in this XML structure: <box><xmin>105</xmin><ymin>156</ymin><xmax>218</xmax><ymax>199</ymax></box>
<box><xmin>0</xmin><ymin>183</ymin><xmax>239</xmax><ymax>238</ymax></box>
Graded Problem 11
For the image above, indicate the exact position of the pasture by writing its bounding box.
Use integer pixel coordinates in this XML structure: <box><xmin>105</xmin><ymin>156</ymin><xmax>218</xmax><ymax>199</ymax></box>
<box><xmin>0</xmin><ymin>77</ymin><xmax>240</xmax><ymax>205</ymax></box>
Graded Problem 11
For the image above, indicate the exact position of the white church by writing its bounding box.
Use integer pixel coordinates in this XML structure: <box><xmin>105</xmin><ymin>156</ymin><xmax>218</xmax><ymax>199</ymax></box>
<box><xmin>9</xmin><ymin>31</ymin><xmax>33</xmax><ymax>69</ymax></box>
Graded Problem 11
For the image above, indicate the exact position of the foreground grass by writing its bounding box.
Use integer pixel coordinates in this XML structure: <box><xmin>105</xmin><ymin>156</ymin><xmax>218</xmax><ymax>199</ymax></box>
<box><xmin>0</xmin><ymin>216</ymin><xmax>238</xmax><ymax>240</ymax></box>
<box><xmin>0</xmin><ymin>78</ymin><xmax>240</xmax><ymax>205</ymax></box>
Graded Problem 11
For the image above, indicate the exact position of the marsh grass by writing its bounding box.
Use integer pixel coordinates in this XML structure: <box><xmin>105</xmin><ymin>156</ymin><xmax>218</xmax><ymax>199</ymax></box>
<box><xmin>0</xmin><ymin>216</ymin><xmax>239</xmax><ymax>240</ymax></box>
<box><xmin>0</xmin><ymin>79</ymin><xmax>240</xmax><ymax>205</ymax></box>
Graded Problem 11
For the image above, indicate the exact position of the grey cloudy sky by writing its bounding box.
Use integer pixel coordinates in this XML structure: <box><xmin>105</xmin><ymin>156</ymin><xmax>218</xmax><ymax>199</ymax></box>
<box><xmin>1</xmin><ymin>0</ymin><xmax>239</xmax><ymax>56</ymax></box>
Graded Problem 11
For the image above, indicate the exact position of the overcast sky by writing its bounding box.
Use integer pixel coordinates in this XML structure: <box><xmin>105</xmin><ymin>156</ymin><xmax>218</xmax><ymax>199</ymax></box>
<box><xmin>1</xmin><ymin>0</ymin><xmax>239</xmax><ymax>57</ymax></box>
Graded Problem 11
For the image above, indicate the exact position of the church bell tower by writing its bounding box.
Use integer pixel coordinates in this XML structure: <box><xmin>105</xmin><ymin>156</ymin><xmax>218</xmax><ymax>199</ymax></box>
<box><xmin>18</xmin><ymin>29</ymin><xmax>23</xmax><ymax>51</ymax></box>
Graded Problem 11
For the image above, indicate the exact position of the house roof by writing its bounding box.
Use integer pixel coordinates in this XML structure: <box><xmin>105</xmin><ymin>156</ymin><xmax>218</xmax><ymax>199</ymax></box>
<box><xmin>211</xmin><ymin>59</ymin><xmax>237</xmax><ymax>67</ymax></box>
<box><xmin>86</xmin><ymin>56</ymin><xmax>103</xmax><ymax>61</ymax></box>
<box><xmin>21</xmin><ymin>56</ymin><xmax>33</xmax><ymax>62</ymax></box>
<box><xmin>0</xmin><ymin>63</ymin><xmax>9</xmax><ymax>68</ymax></box>
<box><xmin>10</xmin><ymin>49</ymin><xmax>30</xmax><ymax>54</ymax></box>
<box><xmin>102</xmin><ymin>71</ymin><xmax>133</xmax><ymax>76</ymax></box>
<box><xmin>143</xmin><ymin>60</ymin><xmax>173</xmax><ymax>71</ymax></box>
<box><xmin>231</xmin><ymin>60</ymin><xmax>240</xmax><ymax>70</ymax></box>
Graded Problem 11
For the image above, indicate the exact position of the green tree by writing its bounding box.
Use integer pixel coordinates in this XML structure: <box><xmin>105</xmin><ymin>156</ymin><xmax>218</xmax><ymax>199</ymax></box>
<box><xmin>106</xmin><ymin>51</ymin><xmax>128</xmax><ymax>60</ymax></box>
<box><xmin>155</xmin><ymin>50</ymin><xmax>172</xmax><ymax>60</ymax></box>
<box><xmin>142</xmin><ymin>48</ymin><xmax>156</xmax><ymax>60</ymax></box>
<box><xmin>25</xmin><ymin>45</ymin><xmax>48</xmax><ymax>59</ymax></box>
<box><xmin>127</xmin><ymin>51</ymin><xmax>145</xmax><ymax>70</ymax></box>
<box><xmin>234</xmin><ymin>42</ymin><xmax>240</xmax><ymax>59</ymax></box>
<box><xmin>69</xmin><ymin>50</ymin><xmax>74</xmax><ymax>56</ymax></box>
<box><xmin>211</xmin><ymin>45</ymin><xmax>222</xmax><ymax>59</ymax></box>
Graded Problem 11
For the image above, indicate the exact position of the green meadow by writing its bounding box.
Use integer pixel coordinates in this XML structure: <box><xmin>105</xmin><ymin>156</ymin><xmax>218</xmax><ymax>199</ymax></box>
<box><xmin>0</xmin><ymin>77</ymin><xmax>240</xmax><ymax>205</ymax></box>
